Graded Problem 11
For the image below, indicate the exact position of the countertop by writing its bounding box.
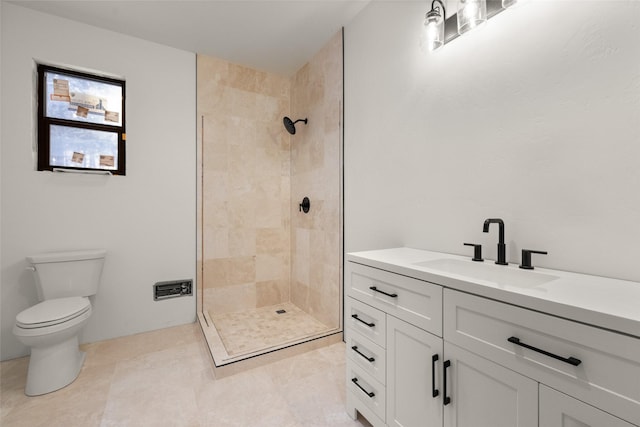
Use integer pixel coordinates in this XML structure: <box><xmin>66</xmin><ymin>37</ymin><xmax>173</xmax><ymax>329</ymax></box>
<box><xmin>346</xmin><ymin>247</ymin><xmax>640</xmax><ymax>339</ymax></box>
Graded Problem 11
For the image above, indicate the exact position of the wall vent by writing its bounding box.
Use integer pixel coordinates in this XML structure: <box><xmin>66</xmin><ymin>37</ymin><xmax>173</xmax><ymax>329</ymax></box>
<box><xmin>154</xmin><ymin>279</ymin><xmax>193</xmax><ymax>301</ymax></box>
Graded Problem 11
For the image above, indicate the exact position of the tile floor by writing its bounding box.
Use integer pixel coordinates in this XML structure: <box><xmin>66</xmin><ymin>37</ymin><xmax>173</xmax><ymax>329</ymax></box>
<box><xmin>210</xmin><ymin>302</ymin><xmax>332</xmax><ymax>356</ymax></box>
<box><xmin>0</xmin><ymin>322</ymin><xmax>372</xmax><ymax>427</ymax></box>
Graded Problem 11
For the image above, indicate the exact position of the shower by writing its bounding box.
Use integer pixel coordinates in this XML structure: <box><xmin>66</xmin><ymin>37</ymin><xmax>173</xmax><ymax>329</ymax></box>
<box><xmin>283</xmin><ymin>116</ymin><xmax>308</xmax><ymax>135</ymax></box>
<box><xmin>196</xmin><ymin>29</ymin><xmax>343</xmax><ymax>373</ymax></box>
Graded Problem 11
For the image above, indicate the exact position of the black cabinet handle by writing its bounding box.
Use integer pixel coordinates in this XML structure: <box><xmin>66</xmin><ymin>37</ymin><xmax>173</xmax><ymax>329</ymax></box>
<box><xmin>352</xmin><ymin>345</ymin><xmax>375</xmax><ymax>363</ymax></box>
<box><xmin>432</xmin><ymin>354</ymin><xmax>439</xmax><ymax>398</ymax></box>
<box><xmin>352</xmin><ymin>377</ymin><xmax>375</xmax><ymax>398</ymax></box>
<box><xmin>351</xmin><ymin>314</ymin><xmax>375</xmax><ymax>328</ymax></box>
<box><xmin>443</xmin><ymin>360</ymin><xmax>451</xmax><ymax>405</ymax></box>
<box><xmin>369</xmin><ymin>286</ymin><xmax>398</xmax><ymax>298</ymax></box>
<box><xmin>507</xmin><ymin>336</ymin><xmax>582</xmax><ymax>366</ymax></box>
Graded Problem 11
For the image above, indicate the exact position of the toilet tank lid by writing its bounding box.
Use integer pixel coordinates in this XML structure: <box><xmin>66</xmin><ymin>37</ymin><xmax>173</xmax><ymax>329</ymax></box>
<box><xmin>27</xmin><ymin>249</ymin><xmax>106</xmax><ymax>264</ymax></box>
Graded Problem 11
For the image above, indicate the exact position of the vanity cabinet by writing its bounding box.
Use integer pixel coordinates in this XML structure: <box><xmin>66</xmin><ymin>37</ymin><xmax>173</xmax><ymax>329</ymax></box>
<box><xmin>345</xmin><ymin>255</ymin><xmax>640</xmax><ymax>427</ymax></box>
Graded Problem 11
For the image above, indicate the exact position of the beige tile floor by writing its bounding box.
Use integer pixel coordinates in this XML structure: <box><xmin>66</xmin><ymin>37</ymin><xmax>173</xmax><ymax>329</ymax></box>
<box><xmin>0</xmin><ymin>323</ymin><xmax>372</xmax><ymax>427</ymax></box>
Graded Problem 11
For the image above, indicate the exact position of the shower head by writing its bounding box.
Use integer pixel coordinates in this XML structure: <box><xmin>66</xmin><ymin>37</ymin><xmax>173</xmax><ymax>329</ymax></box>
<box><xmin>283</xmin><ymin>117</ymin><xmax>308</xmax><ymax>135</ymax></box>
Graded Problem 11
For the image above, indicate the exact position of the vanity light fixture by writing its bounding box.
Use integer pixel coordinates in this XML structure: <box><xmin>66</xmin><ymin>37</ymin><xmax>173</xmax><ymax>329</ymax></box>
<box><xmin>424</xmin><ymin>0</ymin><xmax>522</xmax><ymax>52</ymax></box>
<box><xmin>457</xmin><ymin>0</ymin><xmax>487</xmax><ymax>35</ymax></box>
<box><xmin>424</xmin><ymin>0</ymin><xmax>446</xmax><ymax>51</ymax></box>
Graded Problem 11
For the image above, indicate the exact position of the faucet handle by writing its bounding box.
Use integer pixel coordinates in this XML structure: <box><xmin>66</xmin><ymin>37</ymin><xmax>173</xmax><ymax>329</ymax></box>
<box><xmin>463</xmin><ymin>243</ymin><xmax>484</xmax><ymax>262</ymax></box>
<box><xmin>519</xmin><ymin>249</ymin><xmax>547</xmax><ymax>270</ymax></box>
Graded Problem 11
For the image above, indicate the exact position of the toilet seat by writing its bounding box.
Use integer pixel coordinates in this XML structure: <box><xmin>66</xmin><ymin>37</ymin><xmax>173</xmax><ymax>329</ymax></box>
<box><xmin>15</xmin><ymin>297</ymin><xmax>91</xmax><ymax>329</ymax></box>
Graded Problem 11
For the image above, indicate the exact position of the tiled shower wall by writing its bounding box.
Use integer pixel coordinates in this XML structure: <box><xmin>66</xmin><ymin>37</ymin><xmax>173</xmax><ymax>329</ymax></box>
<box><xmin>197</xmin><ymin>30</ymin><xmax>342</xmax><ymax>328</ymax></box>
<box><xmin>197</xmin><ymin>56</ymin><xmax>292</xmax><ymax>314</ymax></box>
<box><xmin>290</xmin><ymin>32</ymin><xmax>343</xmax><ymax>329</ymax></box>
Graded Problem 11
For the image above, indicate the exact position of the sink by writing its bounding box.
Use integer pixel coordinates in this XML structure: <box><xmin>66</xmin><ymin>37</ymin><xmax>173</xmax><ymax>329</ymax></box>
<box><xmin>414</xmin><ymin>258</ymin><xmax>558</xmax><ymax>288</ymax></box>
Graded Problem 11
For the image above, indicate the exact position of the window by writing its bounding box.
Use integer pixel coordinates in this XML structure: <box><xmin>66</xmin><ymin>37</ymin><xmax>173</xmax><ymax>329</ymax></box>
<box><xmin>37</xmin><ymin>64</ymin><xmax>126</xmax><ymax>175</ymax></box>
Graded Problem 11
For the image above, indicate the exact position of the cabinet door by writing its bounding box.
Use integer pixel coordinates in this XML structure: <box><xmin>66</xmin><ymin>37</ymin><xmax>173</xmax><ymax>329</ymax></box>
<box><xmin>387</xmin><ymin>315</ymin><xmax>443</xmax><ymax>427</ymax></box>
<box><xmin>539</xmin><ymin>385</ymin><xmax>636</xmax><ymax>427</ymax></box>
<box><xmin>443</xmin><ymin>342</ymin><xmax>538</xmax><ymax>427</ymax></box>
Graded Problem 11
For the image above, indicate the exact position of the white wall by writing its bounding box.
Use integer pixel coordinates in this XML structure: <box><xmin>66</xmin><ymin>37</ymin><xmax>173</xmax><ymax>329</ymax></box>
<box><xmin>344</xmin><ymin>1</ymin><xmax>640</xmax><ymax>282</ymax></box>
<box><xmin>1</xmin><ymin>3</ymin><xmax>196</xmax><ymax>361</ymax></box>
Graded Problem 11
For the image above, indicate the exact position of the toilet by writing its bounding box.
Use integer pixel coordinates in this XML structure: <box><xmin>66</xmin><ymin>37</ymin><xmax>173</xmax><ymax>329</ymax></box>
<box><xmin>13</xmin><ymin>249</ymin><xmax>106</xmax><ymax>396</ymax></box>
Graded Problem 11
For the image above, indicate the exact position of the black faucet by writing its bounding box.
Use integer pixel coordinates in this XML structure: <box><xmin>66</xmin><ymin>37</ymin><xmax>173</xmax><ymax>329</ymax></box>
<box><xmin>483</xmin><ymin>218</ymin><xmax>508</xmax><ymax>265</ymax></box>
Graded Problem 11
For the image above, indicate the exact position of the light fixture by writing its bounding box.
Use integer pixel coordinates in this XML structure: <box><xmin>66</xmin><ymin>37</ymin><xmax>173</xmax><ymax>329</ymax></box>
<box><xmin>457</xmin><ymin>0</ymin><xmax>487</xmax><ymax>35</ymax></box>
<box><xmin>424</xmin><ymin>0</ymin><xmax>446</xmax><ymax>51</ymax></box>
<box><xmin>423</xmin><ymin>0</ymin><xmax>525</xmax><ymax>53</ymax></box>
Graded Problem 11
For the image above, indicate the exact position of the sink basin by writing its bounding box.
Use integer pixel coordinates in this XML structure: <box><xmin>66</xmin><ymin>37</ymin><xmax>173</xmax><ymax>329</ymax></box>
<box><xmin>414</xmin><ymin>258</ymin><xmax>558</xmax><ymax>288</ymax></box>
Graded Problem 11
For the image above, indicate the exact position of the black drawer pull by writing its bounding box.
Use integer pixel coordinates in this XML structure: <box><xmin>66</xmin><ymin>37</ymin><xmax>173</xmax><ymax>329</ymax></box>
<box><xmin>432</xmin><ymin>354</ymin><xmax>439</xmax><ymax>398</ymax></box>
<box><xmin>351</xmin><ymin>314</ymin><xmax>375</xmax><ymax>328</ymax></box>
<box><xmin>352</xmin><ymin>345</ymin><xmax>375</xmax><ymax>362</ymax></box>
<box><xmin>508</xmin><ymin>336</ymin><xmax>582</xmax><ymax>366</ymax></box>
<box><xmin>443</xmin><ymin>360</ymin><xmax>451</xmax><ymax>405</ymax></box>
<box><xmin>352</xmin><ymin>377</ymin><xmax>375</xmax><ymax>398</ymax></box>
<box><xmin>369</xmin><ymin>286</ymin><xmax>398</xmax><ymax>298</ymax></box>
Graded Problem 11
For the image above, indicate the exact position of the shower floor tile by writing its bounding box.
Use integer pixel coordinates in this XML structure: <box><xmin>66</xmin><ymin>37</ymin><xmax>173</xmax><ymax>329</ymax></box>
<box><xmin>210</xmin><ymin>302</ymin><xmax>331</xmax><ymax>357</ymax></box>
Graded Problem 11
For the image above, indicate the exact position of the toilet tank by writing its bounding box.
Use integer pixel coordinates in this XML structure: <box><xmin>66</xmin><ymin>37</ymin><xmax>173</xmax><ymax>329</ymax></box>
<box><xmin>27</xmin><ymin>249</ymin><xmax>106</xmax><ymax>300</ymax></box>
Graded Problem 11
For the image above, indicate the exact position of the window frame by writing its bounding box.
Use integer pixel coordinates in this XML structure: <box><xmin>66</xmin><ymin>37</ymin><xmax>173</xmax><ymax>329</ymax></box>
<box><xmin>37</xmin><ymin>64</ymin><xmax>126</xmax><ymax>175</ymax></box>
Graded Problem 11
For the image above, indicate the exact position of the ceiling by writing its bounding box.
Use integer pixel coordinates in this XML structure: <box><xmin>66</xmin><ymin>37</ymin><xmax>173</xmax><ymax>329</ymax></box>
<box><xmin>9</xmin><ymin>0</ymin><xmax>371</xmax><ymax>76</ymax></box>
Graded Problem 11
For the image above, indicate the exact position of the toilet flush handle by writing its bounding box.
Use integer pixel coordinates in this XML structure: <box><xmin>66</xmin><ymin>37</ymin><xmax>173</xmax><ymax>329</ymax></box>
<box><xmin>25</xmin><ymin>266</ymin><xmax>35</xmax><ymax>272</ymax></box>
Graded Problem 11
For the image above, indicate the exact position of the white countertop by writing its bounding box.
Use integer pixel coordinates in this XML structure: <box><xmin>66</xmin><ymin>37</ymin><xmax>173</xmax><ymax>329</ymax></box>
<box><xmin>347</xmin><ymin>247</ymin><xmax>640</xmax><ymax>339</ymax></box>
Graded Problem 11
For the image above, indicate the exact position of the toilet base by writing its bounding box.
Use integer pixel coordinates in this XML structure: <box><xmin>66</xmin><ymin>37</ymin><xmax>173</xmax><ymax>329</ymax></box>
<box><xmin>25</xmin><ymin>335</ymin><xmax>86</xmax><ymax>396</ymax></box>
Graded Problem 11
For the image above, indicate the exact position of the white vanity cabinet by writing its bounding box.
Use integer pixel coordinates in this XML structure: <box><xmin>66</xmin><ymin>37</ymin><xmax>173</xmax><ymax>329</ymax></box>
<box><xmin>345</xmin><ymin>250</ymin><xmax>640</xmax><ymax>427</ymax></box>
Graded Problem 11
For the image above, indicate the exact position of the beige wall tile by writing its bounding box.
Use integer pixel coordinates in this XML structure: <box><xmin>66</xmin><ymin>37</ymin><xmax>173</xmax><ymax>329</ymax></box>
<box><xmin>256</xmin><ymin>280</ymin><xmax>284</xmax><ymax>307</ymax></box>
<box><xmin>228</xmin><ymin>228</ymin><xmax>256</xmax><ymax>257</ymax></box>
<box><xmin>256</xmin><ymin>254</ymin><xmax>282</xmax><ymax>282</ymax></box>
<box><xmin>256</xmin><ymin>228</ymin><xmax>289</xmax><ymax>255</ymax></box>
<box><xmin>207</xmin><ymin>283</ymin><xmax>257</xmax><ymax>314</ymax></box>
<box><xmin>203</xmin><ymin>258</ymin><xmax>229</xmax><ymax>288</ymax></box>
<box><xmin>228</xmin><ymin>256</ymin><xmax>256</xmax><ymax>285</ymax></box>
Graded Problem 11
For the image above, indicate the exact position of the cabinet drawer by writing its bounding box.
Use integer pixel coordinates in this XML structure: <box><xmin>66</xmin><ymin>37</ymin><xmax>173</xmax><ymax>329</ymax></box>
<box><xmin>346</xmin><ymin>328</ymin><xmax>386</xmax><ymax>385</ymax></box>
<box><xmin>347</xmin><ymin>262</ymin><xmax>442</xmax><ymax>336</ymax></box>
<box><xmin>539</xmin><ymin>385</ymin><xmax>636</xmax><ymax>427</ymax></box>
<box><xmin>444</xmin><ymin>289</ymin><xmax>640</xmax><ymax>426</ymax></box>
<box><xmin>347</xmin><ymin>359</ymin><xmax>386</xmax><ymax>422</ymax></box>
<box><xmin>346</xmin><ymin>297</ymin><xmax>386</xmax><ymax>348</ymax></box>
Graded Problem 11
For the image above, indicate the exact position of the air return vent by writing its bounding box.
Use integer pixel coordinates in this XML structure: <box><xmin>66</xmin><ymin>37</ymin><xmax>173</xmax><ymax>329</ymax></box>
<box><xmin>154</xmin><ymin>279</ymin><xmax>193</xmax><ymax>301</ymax></box>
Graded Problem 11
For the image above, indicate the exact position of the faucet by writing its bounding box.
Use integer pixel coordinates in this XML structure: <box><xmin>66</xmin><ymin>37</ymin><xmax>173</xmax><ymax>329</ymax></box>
<box><xmin>483</xmin><ymin>218</ymin><xmax>508</xmax><ymax>265</ymax></box>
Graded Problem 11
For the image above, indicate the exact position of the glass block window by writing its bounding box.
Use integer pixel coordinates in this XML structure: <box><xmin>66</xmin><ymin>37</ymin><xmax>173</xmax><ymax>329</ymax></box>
<box><xmin>37</xmin><ymin>64</ymin><xmax>126</xmax><ymax>175</ymax></box>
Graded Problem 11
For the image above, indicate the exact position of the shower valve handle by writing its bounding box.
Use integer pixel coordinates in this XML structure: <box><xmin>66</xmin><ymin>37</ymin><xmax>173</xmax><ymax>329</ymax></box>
<box><xmin>299</xmin><ymin>197</ymin><xmax>310</xmax><ymax>213</ymax></box>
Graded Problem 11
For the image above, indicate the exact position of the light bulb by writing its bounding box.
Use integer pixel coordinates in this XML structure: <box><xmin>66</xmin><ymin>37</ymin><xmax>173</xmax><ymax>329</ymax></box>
<box><xmin>423</xmin><ymin>3</ymin><xmax>445</xmax><ymax>52</ymax></box>
<box><xmin>457</xmin><ymin>0</ymin><xmax>487</xmax><ymax>35</ymax></box>
<box><xmin>424</xmin><ymin>16</ymin><xmax>444</xmax><ymax>51</ymax></box>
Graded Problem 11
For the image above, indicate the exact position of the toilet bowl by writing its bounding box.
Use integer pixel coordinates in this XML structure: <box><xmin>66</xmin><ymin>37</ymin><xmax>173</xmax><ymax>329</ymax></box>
<box><xmin>13</xmin><ymin>297</ymin><xmax>93</xmax><ymax>396</ymax></box>
<box><xmin>13</xmin><ymin>249</ymin><xmax>105</xmax><ymax>396</ymax></box>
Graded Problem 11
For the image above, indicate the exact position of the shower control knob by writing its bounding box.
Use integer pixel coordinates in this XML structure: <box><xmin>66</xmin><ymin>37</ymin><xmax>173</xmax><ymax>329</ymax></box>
<box><xmin>299</xmin><ymin>197</ymin><xmax>310</xmax><ymax>213</ymax></box>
